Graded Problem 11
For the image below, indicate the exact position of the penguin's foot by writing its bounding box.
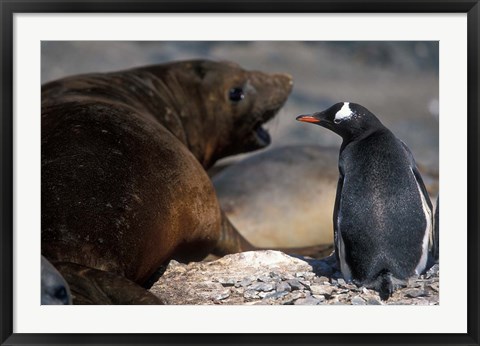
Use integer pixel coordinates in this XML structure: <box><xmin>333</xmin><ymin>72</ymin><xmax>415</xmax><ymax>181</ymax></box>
<box><xmin>363</xmin><ymin>270</ymin><xmax>407</xmax><ymax>301</ymax></box>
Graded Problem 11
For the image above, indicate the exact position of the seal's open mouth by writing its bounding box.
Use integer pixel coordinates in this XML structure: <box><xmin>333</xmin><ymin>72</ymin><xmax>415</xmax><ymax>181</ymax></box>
<box><xmin>254</xmin><ymin>123</ymin><xmax>271</xmax><ymax>147</ymax></box>
<box><xmin>251</xmin><ymin>108</ymin><xmax>278</xmax><ymax>148</ymax></box>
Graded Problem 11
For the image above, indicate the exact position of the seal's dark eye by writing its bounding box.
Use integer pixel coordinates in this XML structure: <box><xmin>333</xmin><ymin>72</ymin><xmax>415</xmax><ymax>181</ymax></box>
<box><xmin>229</xmin><ymin>88</ymin><xmax>244</xmax><ymax>102</ymax></box>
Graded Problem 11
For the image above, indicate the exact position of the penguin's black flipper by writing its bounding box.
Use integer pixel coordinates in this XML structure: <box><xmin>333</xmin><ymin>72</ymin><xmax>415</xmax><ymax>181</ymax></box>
<box><xmin>399</xmin><ymin>140</ymin><xmax>434</xmax><ymax>211</ymax></box>
<box><xmin>333</xmin><ymin>172</ymin><xmax>344</xmax><ymax>268</ymax></box>
<box><xmin>433</xmin><ymin>197</ymin><xmax>439</xmax><ymax>262</ymax></box>
<box><xmin>333</xmin><ymin>166</ymin><xmax>352</xmax><ymax>280</ymax></box>
<box><xmin>399</xmin><ymin>139</ymin><xmax>435</xmax><ymax>268</ymax></box>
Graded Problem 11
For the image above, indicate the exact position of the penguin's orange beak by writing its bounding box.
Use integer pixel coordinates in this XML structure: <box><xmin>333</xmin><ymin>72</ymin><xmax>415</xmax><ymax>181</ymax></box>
<box><xmin>296</xmin><ymin>114</ymin><xmax>321</xmax><ymax>123</ymax></box>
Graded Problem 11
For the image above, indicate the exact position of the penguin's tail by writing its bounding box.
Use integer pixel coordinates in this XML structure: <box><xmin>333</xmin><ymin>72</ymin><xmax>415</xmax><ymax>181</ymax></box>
<box><xmin>366</xmin><ymin>270</ymin><xmax>407</xmax><ymax>301</ymax></box>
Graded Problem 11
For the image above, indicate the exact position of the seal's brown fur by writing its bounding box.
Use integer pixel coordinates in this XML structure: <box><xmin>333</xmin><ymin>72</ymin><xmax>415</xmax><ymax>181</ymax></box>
<box><xmin>41</xmin><ymin>60</ymin><xmax>293</xmax><ymax>304</ymax></box>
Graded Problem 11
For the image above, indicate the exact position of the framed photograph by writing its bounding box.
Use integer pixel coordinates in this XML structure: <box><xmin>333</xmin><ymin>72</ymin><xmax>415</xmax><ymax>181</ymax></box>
<box><xmin>1</xmin><ymin>1</ymin><xmax>478</xmax><ymax>345</ymax></box>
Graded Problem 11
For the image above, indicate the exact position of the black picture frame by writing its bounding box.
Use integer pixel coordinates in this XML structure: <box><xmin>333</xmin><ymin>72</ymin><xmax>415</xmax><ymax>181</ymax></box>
<box><xmin>1</xmin><ymin>1</ymin><xmax>478</xmax><ymax>345</ymax></box>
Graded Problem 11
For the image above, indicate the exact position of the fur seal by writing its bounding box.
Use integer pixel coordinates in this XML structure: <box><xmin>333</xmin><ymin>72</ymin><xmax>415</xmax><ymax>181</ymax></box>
<box><xmin>41</xmin><ymin>256</ymin><xmax>72</xmax><ymax>305</ymax></box>
<box><xmin>213</xmin><ymin>145</ymin><xmax>338</xmax><ymax>247</ymax></box>
<box><xmin>41</xmin><ymin>60</ymin><xmax>294</xmax><ymax>304</ymax></box>
<box><xmin>297</xmin><ymin>102</ymin><xmax>434</xmax><ymax>300</ymax></box>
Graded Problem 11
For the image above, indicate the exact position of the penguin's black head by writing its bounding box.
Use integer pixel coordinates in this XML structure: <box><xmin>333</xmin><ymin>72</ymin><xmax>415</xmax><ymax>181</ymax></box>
<box><xmin>296</xmin><ymin>102</ymin><xmax>384</xmax><ymax>140</ymax></box>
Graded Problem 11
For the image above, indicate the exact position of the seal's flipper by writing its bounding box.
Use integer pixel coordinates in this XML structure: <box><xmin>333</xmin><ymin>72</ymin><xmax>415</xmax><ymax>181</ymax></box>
<box><xmin>212</xmin><ymin>210</ymin><xmax>256</xmax><ymax>256</ymax></box>
<box><xmin>54</xmin><ymin>262</ymin><xmax>163</xmax><ymax>305</ymax></box>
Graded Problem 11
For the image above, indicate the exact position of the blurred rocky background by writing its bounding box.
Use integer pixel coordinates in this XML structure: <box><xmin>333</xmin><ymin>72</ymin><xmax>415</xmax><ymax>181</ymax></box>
<box><xmin>41</xmin><ymin>41</ymin><xmax>439</xmax><ymax>168</ymax></box>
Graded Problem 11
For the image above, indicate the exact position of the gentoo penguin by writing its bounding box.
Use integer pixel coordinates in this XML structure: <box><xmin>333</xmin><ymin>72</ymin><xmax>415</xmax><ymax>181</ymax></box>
<box><xmin>296</xmin><ymin>102</ymin><xmax>434</xmax><ymax>300</ymax></box>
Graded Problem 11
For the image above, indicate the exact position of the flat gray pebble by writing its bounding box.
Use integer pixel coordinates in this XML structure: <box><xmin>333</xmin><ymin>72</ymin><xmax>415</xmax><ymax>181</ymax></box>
<box><xmin>236</xmin><ymin>278</ymin><xmax>253</xmax><ymax>288</ymax></box>
<box><xmin>276</xmin><ymin>281</ymin><xmax>292</xmax><ymax>293</ymax></box>
<box><xmin>218</xmin><ymin>278</ymin><xmax>236</xmax><ymax>286</ymax></box>
<box><xmin>345</xmin><ymin>284</ymin><xmax>359</xmax><ymax>290</ymax></box>
<box><xmin>294</xmin><ymin>296</ymin><xmax>322</xmax><ymax>305</ymax></box>
<box><xmin>243</xmin><ymin>289</ymin><xmax>259</xmax><ymax>299</ymax></box>
<box><xmin>310</xmin><ymin>284</ymin><xmax>335</xmax><ymax>296</ymax></box>
<box><xmin>249</xmin><ymin>282</ymin><xmax>275</xmax><ymax>292</ymax></box>
<box><xmin>286</xmin><ymin>279</ymin><xmax>304</xmax><ymax>291</ymax></box>
<box><xmin>258</xmin><ymin>291</ymin><xmax>269</xmax><ymax>298</ymax></box>
<box><xmin>281</xmin><ymin>273</ymin><xmax>295</xmax><ymax>280</ymax></box>
<box><xmin>299</xmin><ymin>280</ymin><xmax>311</xmax><ymax>288</ymax></box>
<box><xmin>405</xmin><ymin>289</ymin><xmax>427</xmax><ymax>298</ymax></box>
<box><xmin>214</xmin><ymin>290</ymin><xmax>230</xmax><ymax>300</ymax></box>
<box><xmin>303</xmin><ymin>272</ymin><xmax>316</xmax><ymax>280</ymax></box>
<box><xmin>269</xmin><ymin>272</ymin><xmax>283</xmax><ymax>282</ymax></box>
<box><xmin>366</xmin><ymin>297</ymin><xmax>382</xmax><ymax>305</ymax></box>
<box><xmin>290</xmin><ymin>291</ymin><xmax>304</xmax><ymax>300</ymax></box>
<box><xmin>263</xmin><ymin>291</ymin><xmax>289</xmax><ymax>300</ymax></box>
<box><xmin>312</xmin><ymin>294</ymin><xmax>326</xmax><ymax>302</ymax></box>
<box><xmin>315</xmin><ymin>276</ymin><xmax>330</xmax><ymax>284</ymax></box>
<box><xmin>258</xmin><ymin>275</ymin><xmax>272</xmax><ymax>283</ymax></box>
<box><xmin>426</xmin><ymin>264</ymin><xmax>439</xmax><ymax>278</ymax></box>
<box><xmin>351</xmin><ymin>296</ymin><xmax>366</xmax><ymax>305</ymax></box>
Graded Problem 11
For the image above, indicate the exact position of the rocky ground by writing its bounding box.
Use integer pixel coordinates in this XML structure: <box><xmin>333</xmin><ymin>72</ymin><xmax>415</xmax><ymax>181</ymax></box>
<box><xmin>150</xmin><ymin>250</ymin><xmax>439</xmax><ymax>305</ymax></box>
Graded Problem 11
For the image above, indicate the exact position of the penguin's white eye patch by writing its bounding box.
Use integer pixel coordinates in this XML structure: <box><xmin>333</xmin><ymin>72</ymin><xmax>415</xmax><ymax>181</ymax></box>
<box><xmin>334</xmin><ymin>102</ymin><xmax>353</xmax><ymax>123</ymax></box>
